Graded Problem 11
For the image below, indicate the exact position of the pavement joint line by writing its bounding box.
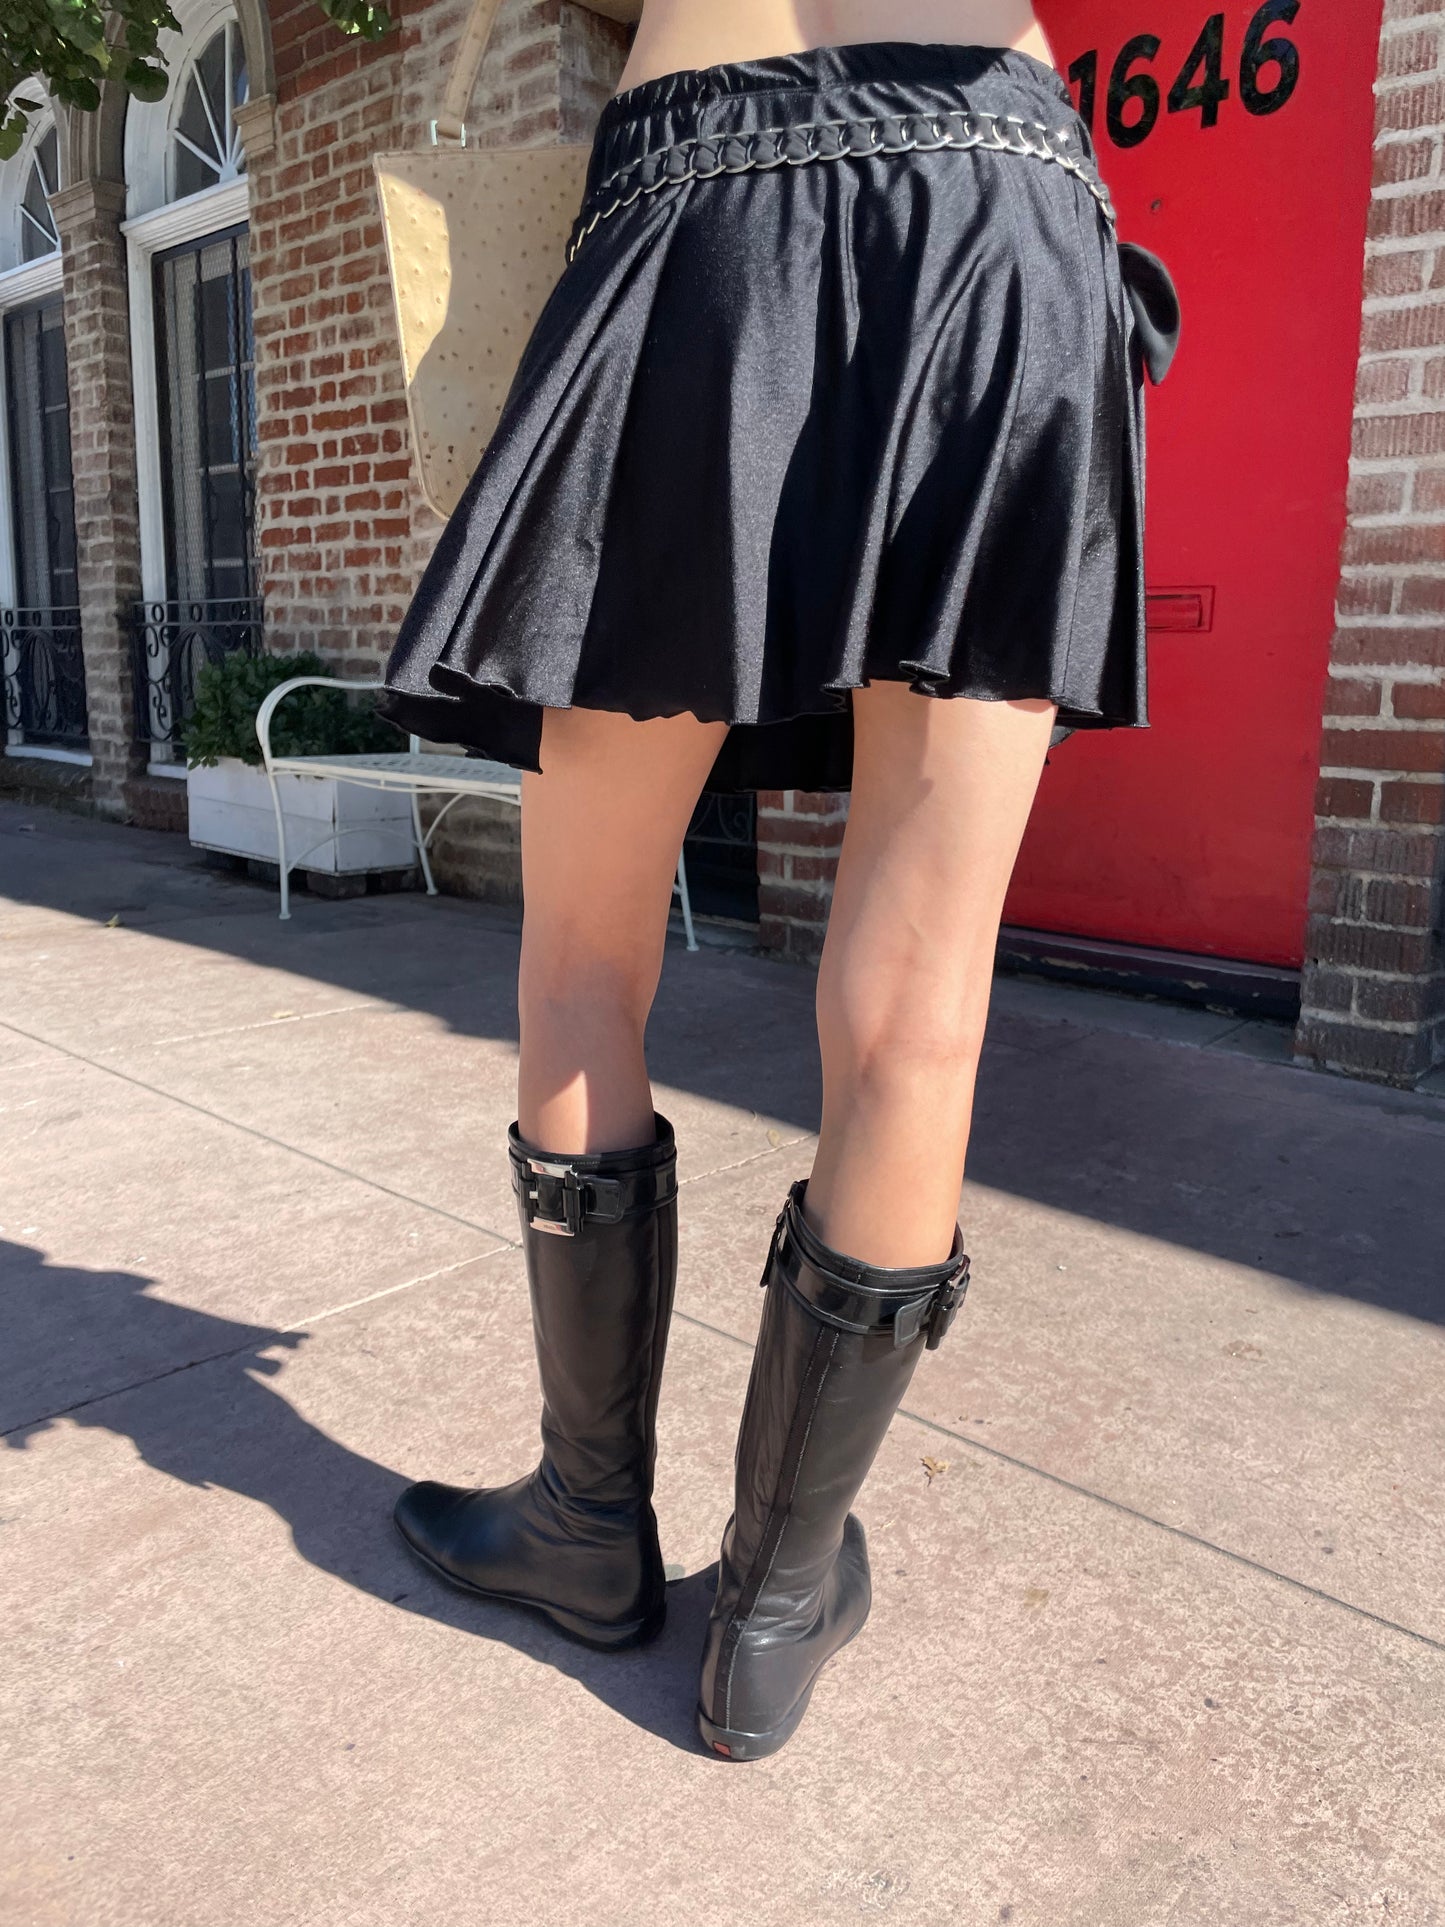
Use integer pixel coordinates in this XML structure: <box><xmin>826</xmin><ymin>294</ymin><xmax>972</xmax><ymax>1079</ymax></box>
<box><xmin>676</xmin><ymin>1134</ymin><xmax>815</xmax><ymax>1187</ymax></box>
<box><xmin>1</xmin><ymin>1016</ymin><xmax>816</xmax><ymax>1235</ymax></box>
<box><xmin>901</xmin><ymin>1406</ymin><xmax>1445</xmax><ymax>1657</ymax></box>
<box><xmin>282</xmin><ymin>1246</ymin><xmax>516</xmax><ymax>1333</ymax></box>
<box><xmin>9</xmin><ymin>963</ymin><xmax>1441</xmax><ymax>1655</ymax></box>
<box><xmin>0</xmin><ymin>1251</ymin><xmax>517</xmax><ymax>1442</ymax></box>
<box><xmin>7</xmin><ymin>1239</ymin><xmax>1442</xmax><ymax>1660</ymax></box>
<box><xmin>95</xmin><ymin>1001</ymin><xmax>391</xmax><ymax>1055</ymax></box>
<box><xmin>0</xmin><ymin>1018</ymin><xmax>518</xmax><ymax>1247</ymax></box>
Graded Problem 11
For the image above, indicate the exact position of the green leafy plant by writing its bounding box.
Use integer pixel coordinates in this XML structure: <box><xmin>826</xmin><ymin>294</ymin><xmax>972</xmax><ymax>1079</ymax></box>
<box><xmin>185</xmin><ymin>649</ymin><xmax>397</xmax><ymax>769</ymax></box>
<box><xmin>2</xmin><ymin>0</ymin><xmax>392</xmax><ymax>160</ymax></box>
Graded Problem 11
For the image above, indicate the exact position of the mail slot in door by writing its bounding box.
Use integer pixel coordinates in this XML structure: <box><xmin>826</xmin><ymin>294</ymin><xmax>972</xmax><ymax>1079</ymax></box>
<box><xmin>1008</xmin><ymin>0</ymin><xmax>1382</xmax><ymax>968</ymax></box>
<box><xmin>1148</xmin><ymin>586</ymin><xmax>1215</xmax><ymax>634</ymax></box>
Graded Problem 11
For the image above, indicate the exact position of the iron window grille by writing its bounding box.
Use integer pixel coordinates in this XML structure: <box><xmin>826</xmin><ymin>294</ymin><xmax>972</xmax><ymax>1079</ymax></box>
<box><xmin>131</xmin><ymin>596</ymin><xmax>262</xmax><ymax>751</ymax></box>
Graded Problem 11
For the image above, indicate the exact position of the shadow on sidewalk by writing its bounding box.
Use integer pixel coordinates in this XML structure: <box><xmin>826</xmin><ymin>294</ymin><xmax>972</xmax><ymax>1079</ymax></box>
<box><xmin>2</xmin><ymin>801</ymin><xmax>1442</xmax><ymax>1327</ymax></box>
<box><xmin>1</xmin><ymin>1240</ymin><xmax>716</xmax><ymax>1755</ymax></box>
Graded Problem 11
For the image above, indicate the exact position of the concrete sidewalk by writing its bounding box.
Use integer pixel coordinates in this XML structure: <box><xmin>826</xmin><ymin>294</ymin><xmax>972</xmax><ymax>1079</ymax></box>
<box><xmin>2</xmin><ymin>797</ymin><xmax>1443</xmax><ymax>1927</ymax></box>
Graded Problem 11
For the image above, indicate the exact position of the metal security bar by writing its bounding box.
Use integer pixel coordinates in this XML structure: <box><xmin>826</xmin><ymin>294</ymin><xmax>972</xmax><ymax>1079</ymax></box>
<box><xmin>1</xmin><ymin>606</ymin><xmax>86</xmax><ymax>748</ymax></box>
<box><xmin>130</xmin><ymin>595</ymin><xmax>262</xmax><ymax>751</ymax></box>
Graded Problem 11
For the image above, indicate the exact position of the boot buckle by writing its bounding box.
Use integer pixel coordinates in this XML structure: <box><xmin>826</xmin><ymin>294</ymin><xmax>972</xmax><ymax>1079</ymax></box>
<box><xmin>523</xmin><ymin>1160</ymin><xmax>626</xmax><ymax>1236</ymax></box>
<box><xmin>924</xmin><ymin>1256</ymin><xmax>971</xmax><ymax>1350</ymax></box>
<box><xmin>892</xmin><ymin>1255</ymin><xmax>971</xmax><ymax>1349</ymax></box>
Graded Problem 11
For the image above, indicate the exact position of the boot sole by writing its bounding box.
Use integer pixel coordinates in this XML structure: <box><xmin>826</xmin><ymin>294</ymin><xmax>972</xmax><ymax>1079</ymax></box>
<box><xmin>393</xmin><ymin>1517</ymin><xmax>666</xmax><ymax>1652</ymax></box>
<box><xmin>695</xmin><ymin>1615</ymin><xmax>867</xmax><ymax>1761</ymax></box>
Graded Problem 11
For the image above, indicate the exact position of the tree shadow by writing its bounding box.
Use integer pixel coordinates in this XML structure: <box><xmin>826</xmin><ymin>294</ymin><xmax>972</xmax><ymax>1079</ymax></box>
<box><xmin>1</xmin><ymin>1239</ymin><xmax>717</xmax><ymax>1755</ymax></box>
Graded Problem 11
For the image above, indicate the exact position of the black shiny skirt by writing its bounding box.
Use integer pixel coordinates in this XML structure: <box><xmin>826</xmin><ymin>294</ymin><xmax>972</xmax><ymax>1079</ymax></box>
<box><xmin>379</xmin><ymin>42</ymin><xmax>1182</xmax><ymax>791</ymax></box>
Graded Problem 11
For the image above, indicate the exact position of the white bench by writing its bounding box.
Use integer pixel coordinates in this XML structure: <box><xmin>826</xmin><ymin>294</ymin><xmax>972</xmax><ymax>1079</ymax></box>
<box><xmin>255</xmin><ymin>675</ymin><xmax>697</xmax><ymax>947</ymax></box>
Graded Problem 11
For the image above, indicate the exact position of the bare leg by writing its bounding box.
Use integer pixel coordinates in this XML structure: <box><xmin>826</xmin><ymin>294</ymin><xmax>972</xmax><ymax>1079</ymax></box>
<box><xmin>518</xmin><ymin>705</ymin><xmax>728</xmax><ymax>1152</ymax></box>
<box><xmin>806</xmin><ymin>685</ymin><xmax>1057</xmax><ymax>1266</ymax></box>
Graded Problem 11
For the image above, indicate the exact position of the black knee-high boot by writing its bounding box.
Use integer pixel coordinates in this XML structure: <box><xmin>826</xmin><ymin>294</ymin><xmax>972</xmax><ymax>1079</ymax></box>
<box><xmin>394</xmin><ymin>1114</ymin><xmax>678</xmax><ymax>1650</ymax></box>
<box><xmin>698</xmin><ymin>1180</ymin><xmax>970</xmax><ymax>1758</ymax></box>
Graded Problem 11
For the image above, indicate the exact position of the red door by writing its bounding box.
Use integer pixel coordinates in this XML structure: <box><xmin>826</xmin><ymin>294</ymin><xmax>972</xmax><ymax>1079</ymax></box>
<box><xmin>1009</xmin><ymin>0</ymin><xmax>1384</xmax><ymax>967</ymax></box>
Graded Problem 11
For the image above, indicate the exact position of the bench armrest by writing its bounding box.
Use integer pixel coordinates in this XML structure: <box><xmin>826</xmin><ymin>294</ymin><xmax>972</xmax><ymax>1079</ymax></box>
<box><xmin>255</xmin><ymin>676</ymin><xmax>392</xmax><ymax>770</ymax></box>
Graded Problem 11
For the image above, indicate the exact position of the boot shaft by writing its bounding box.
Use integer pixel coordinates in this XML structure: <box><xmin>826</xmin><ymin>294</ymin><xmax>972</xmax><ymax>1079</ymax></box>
<box><xmin>701</xmin><ymin>1182</ymin><xmax>970</xmax><ymax>1742</ymax></box>
<box><xmin>509</xmin><ymin>1117</ymin><xmax>678</xmax><ymax>1511</ymax></box>
<box><xmin>724</xmin><ymin>1184</ymin><xmax>969</xmax><ymax>1596</ymax></box>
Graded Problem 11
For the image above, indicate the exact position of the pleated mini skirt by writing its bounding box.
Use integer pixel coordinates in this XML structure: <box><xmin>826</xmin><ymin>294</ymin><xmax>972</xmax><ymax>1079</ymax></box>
<box><xmin>379</xmin><ymin>41</ymin><xmax>1182</xmax><ymax>791</ymax></box>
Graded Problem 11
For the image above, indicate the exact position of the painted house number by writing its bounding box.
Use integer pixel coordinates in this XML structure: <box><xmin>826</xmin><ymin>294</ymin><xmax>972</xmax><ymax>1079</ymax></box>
<box><xmin>1068</xmin><ymin>0</ymin><xmax>1302</xmax><ymax>148</ymax></box>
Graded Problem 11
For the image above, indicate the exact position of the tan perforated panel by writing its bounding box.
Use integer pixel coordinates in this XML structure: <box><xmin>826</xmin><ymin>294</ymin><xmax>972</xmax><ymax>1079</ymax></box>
<box><xmin>374</xmin><ymin>145</ymin><xmax>592</xmax><ymax>519</ymax></box>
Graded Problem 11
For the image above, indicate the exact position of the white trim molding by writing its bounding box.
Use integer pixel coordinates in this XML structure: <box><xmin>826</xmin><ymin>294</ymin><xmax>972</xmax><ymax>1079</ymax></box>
<box><xmin>5</xmin><ymin>743</ymin><xmax>92</xmax><ymax>766</ymax></box>
<box><xmin>124</xmin><ymin>1</ymin><xmax>247</xmax><ymax>221</ymax></box>
<box><xmin>123</xmin><ymin>176</ymin><xmax>250</xmax><ymax>608</ymax></box>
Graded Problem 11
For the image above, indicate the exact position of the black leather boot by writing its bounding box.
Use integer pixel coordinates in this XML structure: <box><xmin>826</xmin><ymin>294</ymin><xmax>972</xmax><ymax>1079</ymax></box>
<box><xmin>394</xmin><ymin>1113</ymin><xmax>678</xmax><ymax>1650</ymax></box>
<box><xmin>698</xmin><ymin>1180</ymin><xmax>969</xmax><ymax>1759</ymax></box>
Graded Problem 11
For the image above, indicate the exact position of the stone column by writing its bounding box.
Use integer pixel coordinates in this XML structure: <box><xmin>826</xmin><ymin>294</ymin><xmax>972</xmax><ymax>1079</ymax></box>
<box><xmin>48</xmin><ymin>177</ymin><xmax>147</xmax><ymax>821</ymax></box>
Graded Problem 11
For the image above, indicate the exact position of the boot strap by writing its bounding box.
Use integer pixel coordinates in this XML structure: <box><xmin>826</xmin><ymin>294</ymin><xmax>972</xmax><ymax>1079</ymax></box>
<box><xmin>766</xmin><ymin>1186</ymin><xmax>970</xmax><ymax>1351</ymax></box>
<box><xmin>513</xmin><ymin>1157</ymin><xmax>676</xmax><ymax>1237</ymax></box>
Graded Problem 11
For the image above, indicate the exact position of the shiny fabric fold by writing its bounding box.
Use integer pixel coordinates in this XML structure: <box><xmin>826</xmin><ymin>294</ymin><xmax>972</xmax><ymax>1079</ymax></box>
<box><xmin>379</xmin><ymin>41</ymin><xmax>1182</xmax><ymax>792</ymax></box>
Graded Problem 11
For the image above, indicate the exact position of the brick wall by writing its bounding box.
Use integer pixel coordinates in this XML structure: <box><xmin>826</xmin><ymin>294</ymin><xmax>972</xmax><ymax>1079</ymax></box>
<box><xmin>249</xmin><ymin>2</ymin><xmax>410</xmax><ymax>670</ymax></box>
<box><xmin>756</xmin><ymin>790</ymin><xmax>848</xmax><ymax>964</ymax></box>
<box><xmin>248</xmin><ymin>0</ymin><xmax>628</xmax><ymax>890</ymax></box>
<box><xmin>249</xmin><ymin>0</ymin><xmax>628</xmax><ymax>677</ymax></box>
<box><xmin>48</xmin><ymin>179</ymin><xmax>154</xmax><ymax>822</ymax></box>
<box><xmin>1296</xmin><ymin>0</ymin><xmax>1445</xmax><ymax>1086</ymax></box>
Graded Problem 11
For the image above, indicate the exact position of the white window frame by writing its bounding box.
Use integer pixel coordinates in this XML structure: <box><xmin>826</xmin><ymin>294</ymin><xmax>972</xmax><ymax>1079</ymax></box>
<box><xmin>123</xmin><ymin>0</ymin><xmax>250</xmax><ymax>771</ymax></box>
<box><xmin>122</xmin><ymin>176</ymin><xmax>251</xmax><ymax>613</ymax></box>
<box><xmin>0</xmin><ymin>95</ymin><xmax>85</xmax><ymax>761</ymax></box>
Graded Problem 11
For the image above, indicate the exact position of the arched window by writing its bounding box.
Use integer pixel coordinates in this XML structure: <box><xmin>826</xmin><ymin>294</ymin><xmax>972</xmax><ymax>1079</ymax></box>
<box><xmin>20</xmin><ymin>124</ymin><xmax>60</xmax><ymax>262</ymax></box>
<box><xmin>0</xmin><ymin>101</ymin><xmax>85</xmax><ymax>755</ymax></box>
<box><xmin>172</xmin><ymin>22</ymin><xmax>248</xmax><ymax>200</ymax></box>
<box><xmin>125</xmin><ymin>5</ymin><xmax>259</xmax><ymax>761</ymax></box>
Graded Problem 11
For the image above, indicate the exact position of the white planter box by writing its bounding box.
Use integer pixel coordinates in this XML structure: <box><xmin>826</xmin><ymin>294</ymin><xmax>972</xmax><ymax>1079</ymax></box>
<box><xmin>187</xmin><ymin>758</ymin><xmax>416</xmax><ymax>875</ymax></box>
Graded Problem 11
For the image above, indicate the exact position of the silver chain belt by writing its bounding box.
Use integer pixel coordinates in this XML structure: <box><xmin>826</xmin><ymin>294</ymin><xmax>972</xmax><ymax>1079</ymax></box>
<box><xmin>567</xmin><ymin>108</ymin><xmax>1116</xmax><ymax>263</ymax></box>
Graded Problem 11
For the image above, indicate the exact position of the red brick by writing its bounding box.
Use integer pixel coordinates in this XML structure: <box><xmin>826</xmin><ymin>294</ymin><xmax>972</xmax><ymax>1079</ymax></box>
<box><xmin>1378</xmin><ymin>76</ymin><xmax>1445</xmax><ymax>133</ymax></box>
<box><xmin>1399</xmin><ymin>575</ymin><xmax>1445</xmax><ymax>614</ymax></box>
<box><xmin>1392</xmin><ymin>676</ymin><xmax>1445</xmax><ymax>718</ymax></box>
<box><xmin>1299</xmin><ymin>962</ymin><xmax>1353</xmax><ymax>1013</ymax></box>
<box><xmin>1354</xmin><ymin>978</ymin><xmax>1435</xmax><ymax>1024</ymax></box>
<box><xmin>1294</xmin><ymin>1017</ymin><xmax>1432</xmax><ymax>1085</ymax></box>
<box><xmin>1347</xmin><ymin>470</ymin><xmax>1409</xmax><ymax>515</ymax></box>
<box><xmin>1319</xmin><ymin>726</ymin><xmax>1445</xmax><ymax>774</ymax></box>
<box><xmin>1361</xmin><ymin>300</ymin><xmax>1445</xmax><ymax>354</ymax></box>
<box><xmin>1324</xmin><ymin>675</ymin><xmax>1386</xmax><ymax>718</ymax></box>
<box><xmin>1355</xmin><ymin>356</ymin><xmax>1415</xmax><ymax>405</ymax></box>
<box><xmin>1381</xmin><ymin>26</ymin><xmax>1443</xmax><ymax>79</ymax></box>
<box><xmin>755</xmin><ymin>815</ymin><xmax>849</xmax><ymax>852</ymax></box>
<box><xmin>1361</xmin><ymin>875</ymin><xmax>1437</xmax><ymax>926</ymax></box>
<box><xmin>1330</xmin><ymin>622</ymin><xmax>1445</xmax><ymax>668</ymax></box>
<box><xmin>1372</xmin><ymin>135</ymin><xmax>1438</xmax><ymax>185</ymax></box>
<box><xmin>1367</xmin><ymin>187</ymin><xmax>1445</xmax><ymax>240</ymax></box>
<box><xmin>1315</xmin><ymin>775</ymin><xmax>1376</xmax><ymax>819</ymax></box>
<box><xmin>1379</xmin><ymin>778</ymin><xmax>1445</xmax><ymax>822</ymax></box>
<box><xmin>1311</xmin><ymin>825</ymin><xmax>1444</xmax><ymax>876</ymax></box>
<box><xmin>1343</xmin><ymin>522</ymin><xmax>1445</xmax><ymax>566</ymax></box>
<box><xmin>1306</xmin><ymin>915</ymin><xmax>1435</xmax><ymax>973</ymax></box>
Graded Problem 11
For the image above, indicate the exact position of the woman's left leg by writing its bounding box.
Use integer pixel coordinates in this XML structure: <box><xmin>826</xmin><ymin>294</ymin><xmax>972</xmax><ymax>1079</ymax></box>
<box><xmin>807</xmin><ymin>683</ymin><xmax>1059</xmax><ymax>1263</ymax></box>
<box><xmin>699</xmin><ymin>685</ymin><xmax>1057</xmax><ymax>1760</ymax></box>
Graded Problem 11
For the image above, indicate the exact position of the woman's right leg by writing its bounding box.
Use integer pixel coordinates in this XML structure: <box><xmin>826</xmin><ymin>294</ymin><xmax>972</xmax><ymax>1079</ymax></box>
<box><xmin>396</xmin><ymin>703</ymin><xmax>726</xmax><ymax>1648</ymax></box>
<box><xmin>518</xmin><ymin>704</ymin><xmax>729</xmax><ymax>1152</ymax></box>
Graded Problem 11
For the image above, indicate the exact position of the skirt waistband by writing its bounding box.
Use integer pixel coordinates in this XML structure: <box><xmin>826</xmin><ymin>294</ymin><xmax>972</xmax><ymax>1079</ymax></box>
<box><xmin>572</xmin><ymin>44</ymin><xmax>1111</xmax><ymax>265</ymax></box>
<box><xmin>601</xmin><ymin>41</ymin><xmax>1076</xmax><ymax>122</ymax></box>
